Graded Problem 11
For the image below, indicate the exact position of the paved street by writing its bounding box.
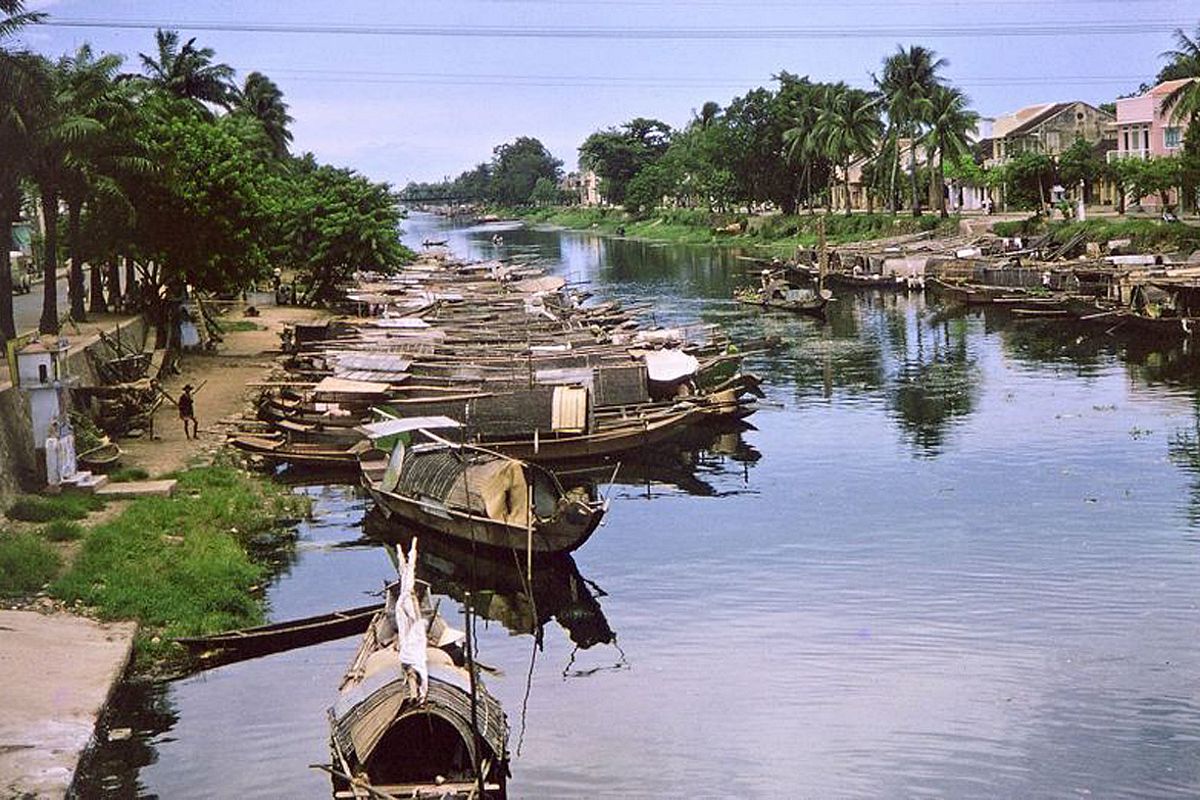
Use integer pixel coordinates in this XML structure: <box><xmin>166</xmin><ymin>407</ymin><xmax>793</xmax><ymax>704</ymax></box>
<box><xmin>12</xmin><ymin>267</ymin><xmax>86</xmax><ymax>334</ymax></box>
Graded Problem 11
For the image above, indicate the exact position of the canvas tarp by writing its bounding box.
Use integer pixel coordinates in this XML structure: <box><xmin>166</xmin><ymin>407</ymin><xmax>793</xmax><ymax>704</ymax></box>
<box><xmin>633</xmin><ymin>349</ymin><xmax>700</xmax><ymax>383</ymax></box>
<box><xmin>450</xmin><ymin>457</ymin><xmax>530</xmax><ymax>526</ymax></box>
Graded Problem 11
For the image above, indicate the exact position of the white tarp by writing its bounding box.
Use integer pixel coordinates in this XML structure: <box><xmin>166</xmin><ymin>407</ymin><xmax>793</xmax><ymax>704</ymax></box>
<box><xmin>396</xmin><ymin>541</ymin><xmax>428</xmax><ymax>699</ymax></box>
<box><xmin>634</xmin><ymin>349</ymin><xmax>701</xmax><ymax>383</ymax></box>
<box><xmin>359</xmin><ymin>416</ymin><xmax>462</xmax><ymax>440</ymax></box>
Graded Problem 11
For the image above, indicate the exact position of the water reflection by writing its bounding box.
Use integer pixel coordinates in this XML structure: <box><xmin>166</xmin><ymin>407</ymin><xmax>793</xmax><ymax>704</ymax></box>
<box><xmin>364</xmin><ymin>513</ymin><xmax>616</xmax><ymax>650</ymax></box>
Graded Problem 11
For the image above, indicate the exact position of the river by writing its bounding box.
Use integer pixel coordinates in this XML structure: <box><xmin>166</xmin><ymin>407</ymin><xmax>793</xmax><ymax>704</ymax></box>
<box><xmin>78</xmin><ymin>213</ymin><xmax>1200</xmax><ymax>798</ymax></box>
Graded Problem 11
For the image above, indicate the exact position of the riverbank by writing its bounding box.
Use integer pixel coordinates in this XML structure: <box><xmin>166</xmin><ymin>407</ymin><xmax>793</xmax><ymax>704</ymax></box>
<box><xmin>992</xmin><ymin>216</ymin><xmax>1200</xmax><ymax>252</ymax></box>
<box><xmin>502</xmin><ymin>205</ymin><xmax>963</xmax><ymax>250</ymax></box>
<box><xmin>0</xmin><ymin>301</ymin><xmax>322</xmax><ymax>796</ymax></box>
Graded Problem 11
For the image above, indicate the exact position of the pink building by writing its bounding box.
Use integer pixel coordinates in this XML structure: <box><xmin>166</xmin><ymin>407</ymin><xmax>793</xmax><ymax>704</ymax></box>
<box><xmin>1111</xmin><ymin>78</ymin><xmax>1196</xmax><ymax>207</ymax></box>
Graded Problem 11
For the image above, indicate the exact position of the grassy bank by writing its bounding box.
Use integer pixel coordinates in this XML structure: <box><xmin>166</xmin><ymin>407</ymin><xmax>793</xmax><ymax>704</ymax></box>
<box><xmin>510</xmin><ymin>205</ymin><xmax>960</xmax><ymax>249</ymax></box>
<box><xmin>992</xmin><ymin>217</ymin><xmax>1200</xmax><ymax>252</ymax></box>
<box><xmin>6</xmin><ymin>465</ymin><xmax>311</xmax><ymax>669</ymax></box>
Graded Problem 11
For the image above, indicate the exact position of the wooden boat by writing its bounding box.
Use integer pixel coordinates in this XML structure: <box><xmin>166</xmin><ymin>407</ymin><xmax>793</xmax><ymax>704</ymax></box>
<box><xmin>328</xmin><ymin>542</ymin><xmax>508</xmax><ymax>799</ymax></box>
<box><xmin>228</xmin><ymin>434</ymin><xmax>368</xmax><ymax>467</ymax></box>
<box><xmin>925</xmin><ymin>277</ymin><xmax>1030</xmax><ymax>306</ymax></box>
<box><xmin>735</xmin><ymin>283</ymin><xmax>832</xmax><ymax>317</ymax></box>
<box><xmin>77</xmin><ymin>440</ymin><xmax>122</xmax><ymax>472</ymax></box>
<box><xmin>175</xmin><ymin>602</ymin><xmax>382</xmax><ymax>668</ymax></box>
<box><xmin>360</xmin><ymin>430</ymin><xmax>606</xmax><ymax>555</ymax></box>
<box><xmin>480</xmin><ymin>402</ymin><xmax>707</xmax><ymax>463</ymax></box>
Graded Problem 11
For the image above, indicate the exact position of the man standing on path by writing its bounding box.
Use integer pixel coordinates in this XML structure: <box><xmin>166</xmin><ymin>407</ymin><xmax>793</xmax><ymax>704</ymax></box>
<box><xmin>178</xmin><ymin>384</ymin><xmax>198</xmax><ymax>440</ymax></box>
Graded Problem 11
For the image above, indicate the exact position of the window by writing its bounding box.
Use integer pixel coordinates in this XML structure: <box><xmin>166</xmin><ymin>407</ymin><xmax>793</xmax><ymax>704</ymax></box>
<box><xmin>1164</xmin><ymin>127</ymin><xmax>1182</xmax><ymax>149</ymax></box>
<box><xmin>1143</xmin><ymin>128</ymin><xmax>1150</xmax><ymax>151</ymax></box>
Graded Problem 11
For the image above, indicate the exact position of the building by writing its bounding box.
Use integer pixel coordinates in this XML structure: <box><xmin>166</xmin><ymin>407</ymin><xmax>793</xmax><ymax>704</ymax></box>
<box><xmin>989</xmin><ymin>101</ymin><xmax>1114</xmax><ymax>164</ymax></box>
<box><xmin>578</xmin><ymin>169</ymin><xmax>604</xmax><ymax>206</ymax></box>
<box><xmin>986</xmin><ymin>101</ymin><xmax>1117</xmax><ymax>208</ymax></box>
<box><xmin>1110</xmin><ymin>78</ymin><xmax>1197</xmax><ymax>209</ymax></box>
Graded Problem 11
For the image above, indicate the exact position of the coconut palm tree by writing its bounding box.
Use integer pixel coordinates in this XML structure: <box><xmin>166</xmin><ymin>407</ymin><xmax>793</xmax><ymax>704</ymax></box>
<box><xmin>783</xmin><ymin>87</ymin><xmax>824</xmax><ymax>212</ymax></box>
<box><xmin>0</xmin><ymin>0</ymin><xmax>45</xmax><ymax>342</ymax></box>
<box><xmin>922</xmin><ymin>85</ymin><xmax>979</xmax><ymax>218</ymax></box>
<box><xmin>878</xmin><ymin>45</ymin><xmax>947</xmax><ymax>216</ymax></box>
<box><xmin>236</xmin><ymin>71</ymin><xmax>293</xmax><ymax>158</ymax></box>
<box><xmin>815</xmin><ymin>84</ymin><xmax>883</xmax><ymax>216</ymax></box>
<box><xmin>29</xmin><ymin>48</ymin><xmax>137</xmax><ymax>332</ymax></box>
<box><xmin>1159</xmin><ymin>24</ymin><xmax>1200</xmax><ymax>127</ymax></box>
<box><xmin>139</xmin><ymin>28</ymin><xmax>235</xmax><ymax>111</ymax></box>
<box><xmin>50</xmin><ymin>44</ymin><xmax>137</xmax><ymax>321</ymax></box>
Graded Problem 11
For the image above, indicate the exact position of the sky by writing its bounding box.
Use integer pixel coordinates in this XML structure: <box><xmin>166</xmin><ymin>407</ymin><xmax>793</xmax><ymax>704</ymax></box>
<box><xmin>15</xmin><ymin>0</ymin><xmax>1199</xmax><ymax>188</ymax></box>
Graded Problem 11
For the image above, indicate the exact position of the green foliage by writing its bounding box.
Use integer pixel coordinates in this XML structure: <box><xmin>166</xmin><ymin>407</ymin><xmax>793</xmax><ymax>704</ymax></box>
<box><xmin>279</xmin><ymin>155</ymin><xmax>410</xmax><ymax>302</ymax></box>
<box><xmin>135</xmin><ymin>98</ymin><xmax>281</xmax><ymax>295</ymax></box>
<box><xmin>1113</xmin><ymin>155</ymin><xmax>1185</xmax><ymax>207</ymax></box>
<box><xmin>995</xmin><ymin>218</ymin><xmax>1200</xmax><ymax>251</ymax></box>
<box><xmin>52</xmin><ymin>466</ymin><xmax>309</xmax><ymax>662</ymax></box>
<box><xmin>110</xmin><ymin>466</ymin><xmax>151</xmax><ymax>483</ymax></box>
<box><xmin>0</xmin><ymin>530</ymin><xmax>61</xmax><ymax>597</ymax></box>
<box><xmin>1003</xmin><ymin>151</ymin><xmax>1056</xmax><ymax>210</ymax></box>
<box><xmin>1057</xmin><ymin>136</ymin><xmax>1105</xmax><ymax>199</ymax></box>
<box><xmin>490</xmin><ymin>136</ymin><xmax>562</xmax><ymax>205</ymax></box>
<box><xmin>529</xmin><ymin>175</ymin><xmax>561</xmax><ymax>206</ymax></box>
<box><xmin>579</xmin><ymin>118</ymin><xmax>672</xmax><ymax>205</ymax></box>
<box><xmin>42</xmin><ymin>519</ymin><xmax>85</xmax><ymax>541</ymax></box>
<box><xmin>6</xmin><ymin>493</ymin><xmax>105</xmax><ymax>522</ymax></box>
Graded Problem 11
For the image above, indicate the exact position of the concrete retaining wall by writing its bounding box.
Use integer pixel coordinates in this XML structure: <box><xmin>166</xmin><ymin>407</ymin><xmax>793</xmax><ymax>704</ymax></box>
<box><xmin>0</xmin><ymin>316</ymin><xmax>150</xmax><ymax>498</ymax></box>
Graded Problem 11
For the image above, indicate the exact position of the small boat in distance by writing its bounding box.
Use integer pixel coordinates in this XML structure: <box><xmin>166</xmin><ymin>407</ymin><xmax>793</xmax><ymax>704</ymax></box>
<box><xmin>327</xmin><ymin>541</ymin><xmax>509</xmax><ymax>799</ymax></box>
<box><xmin>736</xmin><ymin>269</ymin><xmax>832</xmax><ymax>318</ymax></box>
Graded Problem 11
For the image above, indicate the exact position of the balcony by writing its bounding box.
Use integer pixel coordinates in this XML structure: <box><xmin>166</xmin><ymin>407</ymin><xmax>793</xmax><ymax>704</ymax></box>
<box><xmin>1107</xmin><ymin>149</ymin><xmax>1149</xmax><ymax>163</ymax></box>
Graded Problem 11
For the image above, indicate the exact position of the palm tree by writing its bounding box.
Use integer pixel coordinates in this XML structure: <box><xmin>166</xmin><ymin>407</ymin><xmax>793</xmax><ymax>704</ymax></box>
<box><xmin>52</xmin><ymin>44</ymin><xmax>135</xmax><ymax>321</ymax></box>
<box><xmin>1159</xmin><ymin>25</ymin><xmax>1200</xmax><ymax>127</ymax></box>
<box><xmin>815</xmin><ymin>85</ymin><xmax>883</xmax><ymax>216</ymax></box>
<box><xmin>0</xmin><ymin>0</ymin><xmax>45</xmax><ymax>342</ymax></box>
<box><xmin>236</xmin><ymin>71</ymin><xmax>293</xmax><ymax>158</ymax></box>
<box><xmin>922</xmin><ymin>85</ymin><xmax>979</xmax><ymax>218</ymax></box>
<box><xmin>878</xmin><ymin>45</ymin><xmax>947</xmax><ymax>216</ymax></box>
<box><xmin>783</xmin><ymin>88</ymin><xmax>823</xmax><ymax>212</ymax></box>
<box><xmin>139</xmin><ymin>28</ymin><xmax>235</xmax><ymax>111</ymax></box>
<box><xmin>29</xmin><ymin>48</ymin><xmax>134</xmax><ymax>333</ymax></box>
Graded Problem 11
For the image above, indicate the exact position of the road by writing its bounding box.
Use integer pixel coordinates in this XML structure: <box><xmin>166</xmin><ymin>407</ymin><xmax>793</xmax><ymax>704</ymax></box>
<box><xmin>12</xmin><ymin>267</ymin><xmax>86</xmax><ymax>334</ymax></box>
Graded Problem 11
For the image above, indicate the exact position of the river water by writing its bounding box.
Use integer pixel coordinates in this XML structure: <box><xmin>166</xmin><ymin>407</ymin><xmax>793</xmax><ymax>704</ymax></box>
<box><xmin>80</xmin><ymin>214</ymin><xmax>1200</xmax><ymax>798</ymax></box>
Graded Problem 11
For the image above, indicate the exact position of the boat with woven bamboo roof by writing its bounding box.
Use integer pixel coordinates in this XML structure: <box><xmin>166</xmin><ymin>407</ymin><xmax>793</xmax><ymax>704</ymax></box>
<box><xmin>326</xmin><ymin>541</ymin><xmax>508</xmax><ymax>799</ymax></box>
<box><xmin>359</xmin><ymin>419</ymin><xmax>606</xmax><ymax>554</ymax></box>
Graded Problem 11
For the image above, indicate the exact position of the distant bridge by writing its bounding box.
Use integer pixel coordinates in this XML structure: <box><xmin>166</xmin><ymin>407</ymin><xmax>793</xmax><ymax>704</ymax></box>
<box><xmin>398</xmin><ymin>187</ymin><xmax>482</xmax><ymax>203</ymax></box>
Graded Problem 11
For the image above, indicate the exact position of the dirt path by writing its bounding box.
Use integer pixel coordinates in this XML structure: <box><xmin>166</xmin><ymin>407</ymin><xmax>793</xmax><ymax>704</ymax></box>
<box><xmin>119</xmin><ymin>304</ymin><xmax>329</xmax><ymax>478</ymax></box>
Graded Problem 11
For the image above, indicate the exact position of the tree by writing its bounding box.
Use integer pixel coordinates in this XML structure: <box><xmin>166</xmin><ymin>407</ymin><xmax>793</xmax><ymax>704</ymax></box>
<box><xmin>1004</xmin><ymin>151</ymin><xmax>1055</xmax><ymax>211</ymax></box>
<box><xmin>129</xmin><ymin>97</ymin><xmax>283</xmax><ymax>341</ymax></box>
<box><xmin>237</xmin><ymin>71</ymin><xmax>293</xmax><ymax>158</ymax></box>
<box><xmin>280</xmin><ymin>156</ymin><xmax>410</xmax><ymax>302</ymax></box>
<box><xmin>1157</xmin><ymin>24</ymin><xmax>1200</xmax><ymax>92</ymax></box>
<box><xmin>139</xmin><ymin>29</ymin><xmax>235</xmax><ymax>111</ymax></box>
<box><xmin>28</xmin><ymin>51</ymin><xmax>132</xmax><ymax>332</ymax></box>
<box><xmin>50</xmin><ymin>44</ymin><xmax>137</xmax><ymax>321</ymax></box>
<box><xmin>1116</xmin><ymin>155</ymin><xmax>1184</xmax><ymax>209</ymax></box>
<box><xmin>490</xmin><ymin>136</ymin><xmax>561</xmax><ymax>205</ymax></box>
<box><xmin>529</xmin><ymin>176</ymin><xmax>560</xmax><ymax>206</ymax></box>
<box><xmin>0</xmin><ymin>0</ymin><xmax>46</xmax><ymax>342</ymax></box>
<box><xmin>579</xmin><ymin>118</ymin><xmax>671</xmax><ymax>206</ymax></box>
<box><xmin>878</xmin><ymin>45</ymin><xmax>947</xmax><ymax>216</ymax></box>
<box><xmin>1057</xmin><ymin>136</ymin><xmax>1104</xmax><ymax>202</ymax></box>
<box><xmin>922</xmin><ymin>85</ymin><xmax>978</xmax><ymax>217</ymax></box>
<box><xmin>815</xmin><ymin>84</ymin><xmax>882</xmax><ymax>216</ymax></box>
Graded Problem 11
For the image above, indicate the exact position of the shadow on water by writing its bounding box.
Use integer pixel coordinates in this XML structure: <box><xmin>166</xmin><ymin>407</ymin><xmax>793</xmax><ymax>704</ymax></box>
<box><xmin>363</xmin><ymin>511</ymin><xmax>616</xmax><ymax>651</ymax></box>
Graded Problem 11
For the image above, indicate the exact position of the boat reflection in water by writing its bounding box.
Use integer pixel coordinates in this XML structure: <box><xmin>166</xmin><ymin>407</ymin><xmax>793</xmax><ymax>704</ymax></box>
<box><xmin>557</xmin><ymin>419</ymin><xmax>762</xmax><ymax>500</ymax></box>
<box><xmin>364</xmin><ymin>510</ymin><xmax>615</xmax><ymax>651</ymax></box>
